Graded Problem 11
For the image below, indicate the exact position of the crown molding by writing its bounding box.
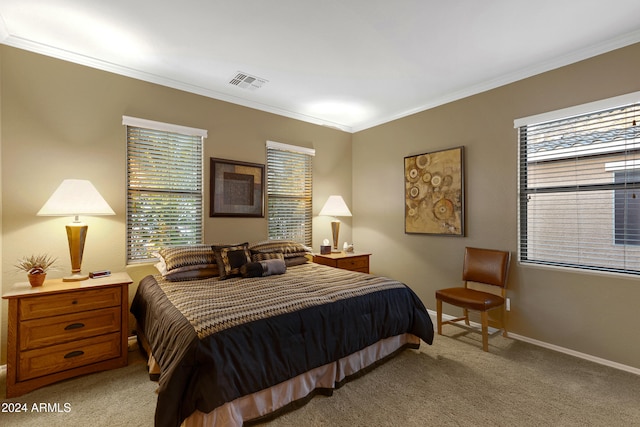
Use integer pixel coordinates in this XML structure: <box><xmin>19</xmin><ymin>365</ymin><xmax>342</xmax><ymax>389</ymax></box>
<box><xmin>0</xmin><ymin>32</ymin><xmax>354</xmax><ymax>133</ymax></box>
<box><xmin>351</xmin><ymin>28</ymin><xmax>640</xmax><ymax>133</ymax></box>
<box><xmin>3</xmin><ymin>26</ymin><xmax>640</xmax><ymax>135</ymax></box>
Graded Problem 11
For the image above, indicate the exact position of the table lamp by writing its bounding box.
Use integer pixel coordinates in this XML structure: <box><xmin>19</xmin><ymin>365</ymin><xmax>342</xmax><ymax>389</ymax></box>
<box><xmin>319</xmin><ymin>195</ymin><xmax>352</xmax><ymax>252</ymax></box>
<box><xmin>37</xmin><ymin>179</ymin><xmax>115</xmax><ymax>281</ymax></box>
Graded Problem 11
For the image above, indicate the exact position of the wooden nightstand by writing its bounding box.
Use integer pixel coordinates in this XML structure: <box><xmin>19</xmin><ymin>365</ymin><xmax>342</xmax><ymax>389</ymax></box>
<box><xmin>2</xmin><ymin>272</ymin><xmax>132</xmax><ymax>398</ymax></box>
<box><xmin>313</xmin><ymin>252</ymin><xmax>371</xmax><ymax>273</ymax></box>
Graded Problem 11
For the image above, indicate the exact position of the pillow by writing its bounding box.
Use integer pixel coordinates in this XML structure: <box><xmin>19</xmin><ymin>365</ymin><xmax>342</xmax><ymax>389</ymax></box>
<box><xmin>251</xmin><ymin>251</ymin><xmax>285</xmax><ymax>263</ymax></box>
<box><xmin>213</xmin><ymin>243</ymin><xmax>251</xmax><ymax>280</ymax></box>
<box><xmin>241</xmin><ymin>259</ymin><xmax>287</xmax><ymax>278</ymax></box>
<box><xmin>285</xmin><ymin>256</ymin><xmax>309</xmax><ymax>267</ymax></box>
<box><xmin>249</xmin><ymin>240</ymin><xmax>313</xmax><ymax>258</ymax></box>
<box><xmin>163</xmin><ymin>268</ymin><xmax>220</xmax><ymax>282</ymax></box>
<box><xmin>153</xmin><ymin>245</ymin><xmax>219</xmax><ymax>281</ymax></box>
<box><xmin>153</xmin><ymin>253</ymin><xmax>168</xmax><ymax>275</ymax></box>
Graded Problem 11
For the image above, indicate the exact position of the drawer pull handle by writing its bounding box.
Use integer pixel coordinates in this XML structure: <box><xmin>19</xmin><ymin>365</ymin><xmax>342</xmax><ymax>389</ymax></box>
<box><xmin>72</xmin><ymin>300</ymin><xmax>78</xmax><ymax>305</ymax></box>
<box><xmin>64</xmin><ymin>350</ymin><xmax>85</xmax><ymax>359</ymax></box>
<box><xmin>64</xmin><ymin>323</ymin><xmax>85</xmax><ymax>330</ymax></box>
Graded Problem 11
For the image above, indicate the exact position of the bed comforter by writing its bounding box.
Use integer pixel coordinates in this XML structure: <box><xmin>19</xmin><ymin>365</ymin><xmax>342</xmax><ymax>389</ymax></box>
<box><xmin>130</xmin><ymin>262</ymin><xmax>434</xmax><ymax>427</ymax></box>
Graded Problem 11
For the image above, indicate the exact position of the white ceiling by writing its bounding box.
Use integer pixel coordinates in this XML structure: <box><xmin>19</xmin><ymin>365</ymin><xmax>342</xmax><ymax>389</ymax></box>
<box><xmin>2</xmin><ymin>1</ymin><xmax>640</xmax><ymax>132</ymax></box>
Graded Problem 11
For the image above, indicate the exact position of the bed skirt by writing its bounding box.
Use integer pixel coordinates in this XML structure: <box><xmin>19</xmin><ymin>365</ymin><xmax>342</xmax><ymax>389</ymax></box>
<box><xmin>138</xmin><ymin>331</ymin><xmax>420</xmax><ymax>426</ymax></box>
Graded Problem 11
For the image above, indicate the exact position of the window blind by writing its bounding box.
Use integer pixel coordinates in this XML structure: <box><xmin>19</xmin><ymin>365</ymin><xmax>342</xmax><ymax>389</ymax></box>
<box><xmin>266</xmin><ymin>141</ymin><xmax>315</xmax><ymax>246</ymax></box>
<box><xmin>126</xmin><ymin>120</ymin><xmax>205</xmax><ymax>262</ymax></box>
<box><xmin>517</xmin><ymin>100</ymin><xmax>640</xmax><ymax>275</ymax></box>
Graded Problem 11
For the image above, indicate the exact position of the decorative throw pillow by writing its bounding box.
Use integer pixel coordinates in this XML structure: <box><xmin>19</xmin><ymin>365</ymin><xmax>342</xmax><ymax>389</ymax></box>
<box><xmin>241</xmin><ymin>259</ymin><xmax>287</xmax><ymax>278</ymax></box>
<box><xmin>213</xmin><ymin>243</ymin><xmax>251</xmax><ymax>280</ymax></box>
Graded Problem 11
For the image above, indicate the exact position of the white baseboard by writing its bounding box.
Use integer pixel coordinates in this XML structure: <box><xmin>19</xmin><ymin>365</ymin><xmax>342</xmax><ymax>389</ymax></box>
<box><xmin>506</xmin><ymin>331</ymin><xmax>640</xmax><ymax>376</ymax></box>
<box><xmin>429</xmin><ymin>309</ymin><xmax>640</xmax><ymax>376</ymax></box>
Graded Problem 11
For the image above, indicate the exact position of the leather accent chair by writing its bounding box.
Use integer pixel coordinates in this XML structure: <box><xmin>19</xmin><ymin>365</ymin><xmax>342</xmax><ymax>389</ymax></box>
<box><xmin>435</xmin><ymin>247</ymin><xmax>511</xmax><ymax>352</ymax></box>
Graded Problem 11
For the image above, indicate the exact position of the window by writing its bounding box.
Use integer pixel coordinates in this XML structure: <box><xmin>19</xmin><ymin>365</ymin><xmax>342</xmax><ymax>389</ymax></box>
<box><xmin>516</xmin><ymin>94</ymin><xmax>640</xmax><ymax>275</ymax></box>
<box><xmin>123</xmin><ymin>116</ymin><xmax>207</xmax><ymax>263</ymax></box>
<box><xmin>614</xmin><ymin>170</ymin><xmax>640</xmax><ymax>246</ymax></box>
<box><xmin>266</xmin><ymin>140</ymin><xmax>315</xmax><ymax>246</ymax></box>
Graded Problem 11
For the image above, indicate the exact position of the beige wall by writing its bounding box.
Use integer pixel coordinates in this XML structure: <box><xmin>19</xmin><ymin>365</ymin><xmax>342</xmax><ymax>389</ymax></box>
<box><xmin>0</xmin><ymin>46</ymin><xmax>352</xmax><ymax>363</ymax></box>
<box><xmin>2</xmin><ymin>41</ymin><xmax>640</xmax><ymax>371</ymax></box>
<box><xmin>352</xmin><ymin>42</ymin><xmax>640</xmax><ymax>369</ymax></box>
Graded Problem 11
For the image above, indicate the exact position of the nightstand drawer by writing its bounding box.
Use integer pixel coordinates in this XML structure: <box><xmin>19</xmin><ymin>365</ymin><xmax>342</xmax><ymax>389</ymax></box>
<box><xmin>313</xmin><ymin>253</ymin><xmax>371</xmax><ymax>274</ymax></box>
<box><xmin>19</xmin><ymin>307</ymin><xmax>121</xmax><ymax>351</ymax></box>
<box><xmin>18</xmin><ymin>332</ymin><xmax>121</xmax><ymax>381</ymax></box>
<box><xmin>336</xmin><ymin>256</ymin><xmax>369</xmax><ymax>271</ymax></box>
<box><xmin>19</xmin><ymin>287</ymin><xmax>121</xmax><ymax>320</ymax></box>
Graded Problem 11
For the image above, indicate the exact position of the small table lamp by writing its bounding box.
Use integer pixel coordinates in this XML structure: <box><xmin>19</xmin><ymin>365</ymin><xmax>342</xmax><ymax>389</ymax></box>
<box><xmin>37</xmin><ymin>179</ymin><xmax>115</xmax><ymax>281</ymax></box>
<box><xmin>319</xmin><ymin>195</ymin><xmax>352</xmax><ymax>252</ymax></box>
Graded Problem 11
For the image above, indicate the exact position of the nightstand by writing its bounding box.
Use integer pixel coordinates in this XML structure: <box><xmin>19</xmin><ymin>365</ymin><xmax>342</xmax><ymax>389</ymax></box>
<box><xmin>313</xmin><ymin>252</ymin><xmax>371</xmax><ymax>273</ymax></box>
<box><xmin>2</xmin><ymin>272</ymin><xmax>132</xmax><ymax>398</ymax></box>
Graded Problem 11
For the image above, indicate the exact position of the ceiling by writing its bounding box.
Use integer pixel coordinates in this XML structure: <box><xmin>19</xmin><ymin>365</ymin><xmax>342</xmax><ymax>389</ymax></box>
<box><xmin>2</xmin><ymin>1</ymin><xmax>640</xmax><ymax>133</ymax></box>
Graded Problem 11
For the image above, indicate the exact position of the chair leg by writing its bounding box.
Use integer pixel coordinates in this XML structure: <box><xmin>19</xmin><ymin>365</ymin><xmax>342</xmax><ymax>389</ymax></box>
<box><xmin>502</xmin><ymin>306</ymin><xmax>508</xmax><ymax>337</ymax></box>
<box><xmin>463</xmin><ymin>308</ymin><xmax>470</xmax><ymax>326</ymax></box>
<box><xmin>436</xmin><ymin>299</ymin><xmax>443</xmax><ymax>335</ymax></box>
<box><xmin>481</xmin><ymin>311</ymin><xmax>489</xmax><ymax>352</ymax></box>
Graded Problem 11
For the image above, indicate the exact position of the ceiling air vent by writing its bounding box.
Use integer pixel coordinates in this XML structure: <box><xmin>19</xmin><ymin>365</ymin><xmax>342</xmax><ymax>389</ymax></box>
<box><xmin>228</xmin><ymin>72</ymin><xmax>267</xmax><ymax>91</ymax></box>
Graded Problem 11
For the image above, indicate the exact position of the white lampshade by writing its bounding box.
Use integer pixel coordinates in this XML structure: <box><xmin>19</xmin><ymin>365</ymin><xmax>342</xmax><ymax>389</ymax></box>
<box><xmin>319</xmin><ymin>195</ymin><xmax>352</xmax><ymax>217</ymax></box>
<box><xmin>37</xmin><ymin>179</ymin><xmax>115</xmax><ymax>217</ymax></box>
<box><xmin>37</xmin><ymin>179</ymin><xmax>114</xmax><ymax>282</ymax></box>
<box><xmin>319</xmin><ymin>195</ymin><xmax>351</xmax><ymax>252</ymax></box>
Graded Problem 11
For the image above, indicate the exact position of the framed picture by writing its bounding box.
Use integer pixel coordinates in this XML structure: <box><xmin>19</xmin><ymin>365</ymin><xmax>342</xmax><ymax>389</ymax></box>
<box><xmin>210</xmin><ymin>158</ymin><xmax>264</xmax><ymax>217</ymax></box>
<box><xmin>404</xmin><ymin>146</ymin><xmax>464</xmax><ymax>235</ymax></box>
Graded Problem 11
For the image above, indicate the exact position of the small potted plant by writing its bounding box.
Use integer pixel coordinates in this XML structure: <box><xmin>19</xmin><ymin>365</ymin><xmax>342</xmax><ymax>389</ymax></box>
<box><xmin>15</xmin><ymin>254</ymin><xmax>57</xmax><ymax>287</ymax></box>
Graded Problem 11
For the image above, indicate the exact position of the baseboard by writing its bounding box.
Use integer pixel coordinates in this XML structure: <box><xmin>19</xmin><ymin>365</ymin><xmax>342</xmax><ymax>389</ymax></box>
<box><xmin>506</xmin><ymin>332</ymin><xmax>640</xmax><ymax>376</ymax></box>
<box><xmin>428</xmin><ymin>309</ymin><xmax>640</xmax><ymax>376</ymax></box>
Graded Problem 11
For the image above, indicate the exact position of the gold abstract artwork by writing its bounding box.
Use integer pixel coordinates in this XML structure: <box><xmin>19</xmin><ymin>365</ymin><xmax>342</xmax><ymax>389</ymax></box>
<box><xmin>404</xmin><ymin>146</ymin><xmax>464</xmax><ymax>235</ymax></box>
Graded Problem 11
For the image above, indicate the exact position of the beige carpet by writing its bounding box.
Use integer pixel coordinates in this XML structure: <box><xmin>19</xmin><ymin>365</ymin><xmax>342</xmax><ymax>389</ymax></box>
<box><xmin>2</xmin><ymin>327</ymin><xmax>639</xmax><ymax>427</ymax></box>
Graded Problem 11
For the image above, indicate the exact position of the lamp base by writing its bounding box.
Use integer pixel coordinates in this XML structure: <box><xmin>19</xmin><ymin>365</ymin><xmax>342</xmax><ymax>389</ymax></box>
<box><xmin>331</xmin><ymin>220</ymin><xmax>341</xmax><ymax>252</ymax></box>
<box><xmin>63</xmin><ymin>273</ymin><xmax>89</xmax><ymax>282</ymax></box>
<box><xmin>64</xmin><ymin>221</ymin><xmax>89</xmax><ymax>282</ymax></box>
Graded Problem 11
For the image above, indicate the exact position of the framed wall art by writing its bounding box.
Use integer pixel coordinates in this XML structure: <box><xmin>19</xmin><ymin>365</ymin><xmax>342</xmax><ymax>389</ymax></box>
<box><xmin>404</xmin><ymin>146</ymin><xmax>465</xmax><ymax>235</ymax></box>
<box><xmin>210</xmin><ymin>158</ymin><xmax>264</xmax><ymax>217</ymax></box>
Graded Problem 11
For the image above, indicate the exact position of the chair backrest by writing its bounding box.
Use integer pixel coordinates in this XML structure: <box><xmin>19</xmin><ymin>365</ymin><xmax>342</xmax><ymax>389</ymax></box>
<box><xmin>462</xmin><ymin>247</ymin><xmax>510</xmax><ymax>288</ymax></box>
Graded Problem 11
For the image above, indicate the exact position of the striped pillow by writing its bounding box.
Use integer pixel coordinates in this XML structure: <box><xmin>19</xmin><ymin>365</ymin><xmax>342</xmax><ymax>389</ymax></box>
<box><xmin>154</xmin><ymin>245</ymin><xmax>219</xmax><ymax>281</ymax></box>
<box><xmin>251</xmin><ymin>251</ymin><xmax>285</xmax><ymax>262</ymax></box>
<box><xmin>249</xmin><ymin>240</ymin><xmax>312</xmax><ymax>258</ymax></box>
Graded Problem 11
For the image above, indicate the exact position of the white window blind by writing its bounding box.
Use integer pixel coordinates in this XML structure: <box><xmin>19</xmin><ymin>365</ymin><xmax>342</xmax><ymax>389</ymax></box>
<box><xmin>266</xmin><ymin>141</ymin><xmax>315</xmax><ymax>246</ymax></box>
<box><xmin>517</xmin><ymin>98</ymin><xmax>640</xmax><ymax>275</ymax></box>
<box><xmin>124</xmin><ymin>117</ymin><xmax>206</xmax><ymax>262</ymax></box>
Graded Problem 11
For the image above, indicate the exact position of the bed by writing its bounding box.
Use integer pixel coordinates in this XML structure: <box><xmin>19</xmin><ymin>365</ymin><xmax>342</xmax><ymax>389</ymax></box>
<box><xmin>130</xmin><ymin>242</ymin><xmax>434</xmax><ymax>427</ymax></box>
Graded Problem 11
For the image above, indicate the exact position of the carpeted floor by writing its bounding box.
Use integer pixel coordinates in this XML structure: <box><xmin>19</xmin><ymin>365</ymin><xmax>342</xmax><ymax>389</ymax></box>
<box><xmin>0</xmin><ymin>346</ymin><xmax>156</xmax><ymax>427</ymax></box>
<box><xmin>262</xmin><ymin>329</ymin><xmax>640</xmax><ymax>427</ymax></box>
<box><xmin>2</xmin><ymin>327</ymin><xmax>639</xmax><ymax>426</ymax></box>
